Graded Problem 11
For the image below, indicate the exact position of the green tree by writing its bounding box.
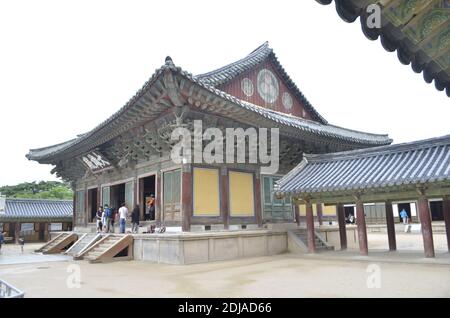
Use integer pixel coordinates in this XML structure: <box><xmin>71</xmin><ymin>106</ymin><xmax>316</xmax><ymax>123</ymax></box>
<box><xmin>0</xmin><ymin>181</ymin><xmax>73</xmax><ymax>200</ymax></box>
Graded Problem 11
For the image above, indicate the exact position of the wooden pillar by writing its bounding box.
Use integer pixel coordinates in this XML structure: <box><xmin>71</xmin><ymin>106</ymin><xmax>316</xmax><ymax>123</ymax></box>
<box><xmin>138</xmin><ymin>178</ymin><xmax>144</xmax><ymax>220</ymax></box>
<box><xmin>220</xmin><ymin>167</ymin><xmax>229</xmax><ymax>230</ymax></box>
<box><xmin>294</xmin><ymin>204</ymin><xmax>300</xmax><ymax>226</ymax></box>
<box><xmin>254</xmin><ymin>174</ymin><xmax>263</xmax><ymax>228</ymax></box>
<box><xmin>181</xmin><ymin>165</ymin><xmax>192</xmax><ymax>232</ymax></box>
<box><xmin>385</xmin><ymin>200</ymin><xmax>397</xmax><ymax>251</ymax></box>
<box><xmin>72</xmin><ymin>191</ymin><xmax>76</xmax><ymax>229</ymax></box>
<box><xmin>316</xmin><ymin>203</ymin><xmax>323</xmax><ymax>226</ymax></box>
<box><xmin>443</xmin><ymin>196</ymin><xmax>450</xmax><ymax>253</ymax></box>
<box><xmin>418</xmin><ymin>195</ymin><xmax>435</xmax><ymax>258</ymax></box>
<box><xmin>336</xmin><ymin>203</ymin><xmax>347</xmax><ymax>250</ymax></box>
<box><xmin>355</xmin><ymin>199</ymin><xmax>368</xmax><ymax>256</ymax></box>
<box><xmin>84</xmin><ymin>185</ymin><xmax>88</xmax><ymax>226</ymax></box>
<box><xmin>156</xmin><ymin>172</ymin><xmax>162</xmax><ymax>224</ymax></box>
<box><xmin>305</xmin><ymin>200</ymin><xmax>316</xmax><ymax>253</ymax></box>
<box><xmin>133</xmin><ymin>178</ymin><xmax>138</xmax><ymax>211</ymax></box>
<box><xmin>14</xmin><ymin>222</ymin><xmax>20</xmax><ymax>243</ymax></box>
<box><xmin>96</xmin><ymin>186</ymin><xmax>101</xmax><ymax>210</ymax></box>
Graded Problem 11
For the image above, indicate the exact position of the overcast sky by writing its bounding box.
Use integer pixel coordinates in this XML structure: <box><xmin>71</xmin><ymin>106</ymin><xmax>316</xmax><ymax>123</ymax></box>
<box><xmin>0</xmin><ymin>0</ymin><xmax>448</xmax><ymax>186</ymax></box>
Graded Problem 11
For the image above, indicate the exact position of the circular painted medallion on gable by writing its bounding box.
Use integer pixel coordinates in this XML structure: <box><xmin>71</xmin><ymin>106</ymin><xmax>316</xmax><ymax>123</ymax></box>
<box><xmin>282</xmin><ymin>92</ymin><xmax>293</xmax><ymax>110</ymax></box>
<box><xmin>257</xmin><ymin>69</ymin><xmax>279</xmax><ymax>103</ymax></box>
<box><xmin>241</xmin><ymin>78</ymin><xmax>254</xmax><ymax>97</ymax></box>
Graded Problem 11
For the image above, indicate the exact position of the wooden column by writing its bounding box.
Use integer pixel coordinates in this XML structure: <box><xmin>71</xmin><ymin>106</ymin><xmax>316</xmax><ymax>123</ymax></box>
<box><xmin>97</xmin><ymin>186</ymin><xmax>101</xmax><ymax>210</ymax></box>
<box><xmin>418</xmin><ymin>195</ymin><xmax>435</xmax><ymax>258</ymax></box>
<box><xmin>316</xmin><ymin>203</ymin><xmax>323</xmax><ymax>226</ymax></box>
<box><xmin>355</xmin><ymin>199</ymin><xmax>368</xmax><ymax>256</ymax></box>
<box><xmin>305</xmin><ymin>200</ymin><xmax>316</xmax><ymax>253</ymax></box>
<box><xmin>138</xmin><ymin>178</ymin><xmax>144</xmax><ymax>220</ymax></box>
<box><xmin>220</xmin><ymin>167</ymin><xmax>229</xmax><ymax>230</ymax></box>
<box><xmin>181</xmin><ymin>165</ymin><xmax>192</xmax><ymax>232</ymax></box>
<box><xmin>14</xmin><ymin>222</ymin><xmax>20</xmax><ymax>243</ymax></box>
<box><xmin>72</xmin><ymin>191</ymin><xmax>76</xmax><ymax>229</ymax></box>
<box><xmin>133</xmin><ymin>178</ymin><xmax>138</xmax><ymax>211</ymax></box>
<box><xmin>156</xmin><ymin>172</ymin><xmax>162</xmax><ymax>224</ymax></box>
<box><xmin>84</xmin><ymin>185</ymin><xmax>88</xmax><ymax>226</ymax></box>
<box><xmin>336</xmin><ymin>203</ymin><xmax>347</xmax><ymax>250</ymax></box>
<box><xmin>443</xmin><ymin>196</ymin><xmax>450</xmax><ymax>253</ymax></box>
<box><xmin>385</xmin><ymin>200</ymin><xmax>397</xmax><ymax>251</ymax></box>
<box><xmin>254</xmin><ymin>174</ymin><xmax>263</xmax><ymax>228</ymax></box>
<box><xmin>294</xmin><ymin>204</ymin><xmax>300</xmax><ymax>226</ymax></box>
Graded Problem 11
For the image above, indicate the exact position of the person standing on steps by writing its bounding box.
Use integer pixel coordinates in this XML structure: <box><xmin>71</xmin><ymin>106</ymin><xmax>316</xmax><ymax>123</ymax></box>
<box><xmin>96</xmin><ymin>206</ymin><xmax>103</xmax><ymax>233</ymax></box>
<box><xmin>118</xmin><ymin>202</ymin><xmax>129</xmax><ymax>234</ymax></box>
<box><xmin>131</xmin><ymin>205</ymin><xmax>140</xmax><ymax>234</ymax></box>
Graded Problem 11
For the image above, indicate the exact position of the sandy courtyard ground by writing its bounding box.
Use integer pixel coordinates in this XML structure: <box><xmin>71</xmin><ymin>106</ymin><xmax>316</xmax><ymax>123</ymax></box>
<box><xmin>1</xmin><ymin>233</ymin><xmax>449</xmax><ymax>298</ymax></box>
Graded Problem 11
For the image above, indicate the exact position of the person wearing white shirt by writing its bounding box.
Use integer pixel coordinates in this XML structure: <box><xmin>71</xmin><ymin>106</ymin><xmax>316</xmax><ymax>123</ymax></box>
<box><xmin>118</xmin><ymin>203</ymin><xmax>129</xmax><ymax>234</ymax></box>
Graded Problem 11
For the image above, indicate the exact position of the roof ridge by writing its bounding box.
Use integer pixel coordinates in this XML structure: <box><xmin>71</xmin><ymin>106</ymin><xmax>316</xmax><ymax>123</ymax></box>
<box><xmin>195</xmin><ymin>42</ymin><xmax>271</xmax><ymax>80</ymax></box>
<box><xmin>6</xmin><ymin>198</ymin><xmax>73</xmax><ymax>202</ymax></box>
<box><xmin>304</xmin><ymin>134</ymin><xmax>450</xmax><ymax>162</ymax></box>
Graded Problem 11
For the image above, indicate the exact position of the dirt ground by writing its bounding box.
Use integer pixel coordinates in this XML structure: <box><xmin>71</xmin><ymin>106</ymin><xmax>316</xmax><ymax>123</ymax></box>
<box><xmin>1</xmin><ymin>234</ymin><xmax>449</xmax><ymax>298</ymax></box>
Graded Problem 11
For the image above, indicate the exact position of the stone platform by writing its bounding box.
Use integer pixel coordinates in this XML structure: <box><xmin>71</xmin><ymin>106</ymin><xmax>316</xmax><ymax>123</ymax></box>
<box><xmin>132</xmin><ymin>229</ymin><xmax>287</xmax><ymax>264</ymax></box>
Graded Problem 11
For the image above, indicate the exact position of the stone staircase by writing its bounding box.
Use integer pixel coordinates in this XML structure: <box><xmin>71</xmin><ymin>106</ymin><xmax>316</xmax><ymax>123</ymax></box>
<box><xmin>35</xmin><ymin>232</ymin><xmax>78</xmax><ymax>254</ymax></box>
<box><xmin>76</xmin><ymin>234</ymin><xmax>133</xmax><ymax>263</ymax></box>
<box><xmin>292</xmin><ymin>229</ymin><xmax>334</xmax><ymax>251</ymax></box>
<box><xmin>65</xmin><ymin>233</ymin><xmax>101</xmax><ymax>258</ymax></box>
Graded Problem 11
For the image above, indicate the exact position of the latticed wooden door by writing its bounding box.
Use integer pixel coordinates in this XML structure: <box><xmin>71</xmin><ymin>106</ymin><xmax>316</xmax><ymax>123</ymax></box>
<box><xmin>163</xmin><ymin>169</ymin><xmax>181</xmax><ymax>222</ymax></box>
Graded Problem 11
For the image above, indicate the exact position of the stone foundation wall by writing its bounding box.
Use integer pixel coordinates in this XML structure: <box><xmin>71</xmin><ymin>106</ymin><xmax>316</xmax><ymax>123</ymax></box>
<box><xmin>133</xmin><ymin>229</ymin><xmax>287</xmax><ymax>264</ymax></box>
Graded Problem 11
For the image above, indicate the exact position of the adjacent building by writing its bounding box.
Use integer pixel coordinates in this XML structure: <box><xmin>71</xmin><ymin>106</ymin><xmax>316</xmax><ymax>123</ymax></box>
<box><xmin>0</xmin><ymin>197</ymin><xmax>73</xmax><ymax>242</ymax></box>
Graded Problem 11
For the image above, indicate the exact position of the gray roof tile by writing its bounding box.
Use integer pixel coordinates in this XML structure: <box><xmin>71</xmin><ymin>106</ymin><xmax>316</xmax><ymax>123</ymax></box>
<box><xmin>276</xmin><ymin>135</ymin><xmax>450</xmax><ymax>195</ymax></box>
<box><xmin>1</xmin><ymin>199</ymin><xmax>73</xmax><ymax>222</ymax></box>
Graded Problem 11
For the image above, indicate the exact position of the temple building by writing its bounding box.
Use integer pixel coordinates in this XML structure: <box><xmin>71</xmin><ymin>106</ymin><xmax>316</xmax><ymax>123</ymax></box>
<box><xmin>26</xmin><ymin>42</ymin><xmax>392</xmax><ymax>232</ymax></box>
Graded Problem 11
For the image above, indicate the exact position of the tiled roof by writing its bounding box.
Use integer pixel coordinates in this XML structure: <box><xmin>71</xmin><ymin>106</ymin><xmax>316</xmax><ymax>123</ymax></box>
<box><xmin>316</xmin><ymin>0</ymin><xmax>450</xmax><ymax>97</ymax></box>
<box><xmin>196</xmin><ymin>42</ymin><xmax>328</xmax><ymax>123</ymax></box>
<box><xmin>0</xmin><ymin>198</ymin><xmax>73</xmax><ymax>222</ymax></box>
<box><xmin>276</xmin><ymin>135</ymin><xmax>450</xmax><ymax>195</ymax></box>
<box><xmin>27</xmin><ymin>46</ymin><xmax>392</xmax><ymax>163</ymax></box>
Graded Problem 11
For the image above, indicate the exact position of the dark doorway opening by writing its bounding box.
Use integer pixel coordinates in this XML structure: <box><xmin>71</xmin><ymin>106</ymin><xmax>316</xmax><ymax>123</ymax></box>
<box><xmin>88</xmin><ymin>188</ymin><xmax>98</xmax><ymax>222</ymax></box>
<box><xmin>344</xmin><ymin>206</ymin><xmax>354</xmax><ymax>218</ymax></box>
<box><xmin>8</xmin><ymin>223</ymin><xmax>15</xmax><ymax>237</ymax></box>
<box><xmin>430</xmin><ymin>201</ymin><xmax>444</xmax><ymax>221</ymax></box>
<box><xmin>38</xmin><ymin>222</ymin><xmax>45</xmax><ymax>241</ymax></box>
<box><xmin>139</xmin><ymin>175</ymin><xmax>156</xmax><ymax>221</ymax></box>
<box><xmin>110</xmin><ymin>183</ymin><xmax>126</xmax><ymax>214</ymax></box>
<box><xmin>397</xmin><ymin>203</ymin><xmax>411</xmax><ymax>223</ymax></box>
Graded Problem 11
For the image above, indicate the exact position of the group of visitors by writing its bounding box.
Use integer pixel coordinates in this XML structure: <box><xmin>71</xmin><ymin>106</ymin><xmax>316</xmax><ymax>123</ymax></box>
<box><xmin>95</xmin><ymin>194</ymin><xmax>156</xmax><ymax>234</ymax></box>
<box><xmin>95</xmin><ymin>203</ymin><xmax>129</xmax><ymax>234</ymax></box>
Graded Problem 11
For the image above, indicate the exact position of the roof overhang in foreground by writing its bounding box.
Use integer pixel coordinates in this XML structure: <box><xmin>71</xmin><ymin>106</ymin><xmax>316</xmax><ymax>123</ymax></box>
<box><xmin>316</xmin><ymin>0</ymin><xmax>450</xmax><ymax>97</ymax></box>
<box><xmin>276</xmin><ymin>134</ymin><xmax>450</xmax><ymax>204</ymax></box>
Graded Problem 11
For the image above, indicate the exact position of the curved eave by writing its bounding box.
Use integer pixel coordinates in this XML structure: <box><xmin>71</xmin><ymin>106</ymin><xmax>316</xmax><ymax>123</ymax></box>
<box><xmin>27</xmin><ymin>60</ymin><xmax>392</xmax><ymax>163</ymax></box>
<box><xmin>316</xmin><ymin>0</ymin><xmax>450</xmax><ymax>97</ymax></box>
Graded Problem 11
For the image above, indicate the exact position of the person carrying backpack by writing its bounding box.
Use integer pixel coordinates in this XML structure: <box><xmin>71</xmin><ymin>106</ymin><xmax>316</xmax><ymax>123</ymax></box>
<box><xmin>104</xmin><ymin>204</ymin><xmax>112</xmax><ymax>233</ymax></box>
